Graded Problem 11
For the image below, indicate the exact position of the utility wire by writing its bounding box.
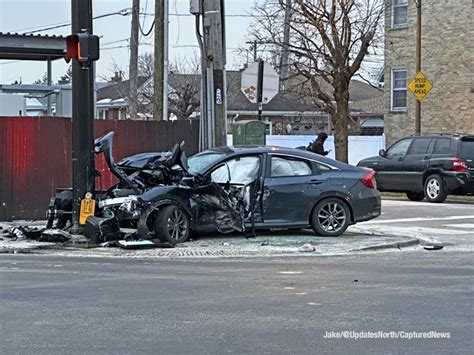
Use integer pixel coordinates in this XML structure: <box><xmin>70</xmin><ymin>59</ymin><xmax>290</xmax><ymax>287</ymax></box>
<box><xmin>18</xmin><ymin>8</ymin><xmax>132</xmax><ymax>34</ymax></box>
<box><xmin>139</xmin><ymin>19</ymin><xmax>155</xmax><ymax>36</ymax></box>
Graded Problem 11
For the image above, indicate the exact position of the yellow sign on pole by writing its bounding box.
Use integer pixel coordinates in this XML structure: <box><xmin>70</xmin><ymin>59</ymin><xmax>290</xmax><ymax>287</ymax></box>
<box><xmin>407</xmin><ymin>71</ymin><xmax>433</xmax><ymax>101</ymax></box>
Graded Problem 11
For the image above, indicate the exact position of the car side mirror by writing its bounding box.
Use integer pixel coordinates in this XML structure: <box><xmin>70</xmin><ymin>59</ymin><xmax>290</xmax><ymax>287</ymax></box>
<box><xmin>379</xmin><ymin>149</ymin><xmax>387</xmax><ymax>158</ymax></box>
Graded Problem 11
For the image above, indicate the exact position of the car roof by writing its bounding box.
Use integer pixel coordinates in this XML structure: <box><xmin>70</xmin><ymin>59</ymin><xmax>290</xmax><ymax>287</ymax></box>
<box><xmin>202</xmin><ymin>145</ymin><xmax>356</xmax><ymax>170</ymax></box>
<box><xmin>409</xmin><ymin>133</ymin><xmax>474</xmax><ymax>139</ymax></box>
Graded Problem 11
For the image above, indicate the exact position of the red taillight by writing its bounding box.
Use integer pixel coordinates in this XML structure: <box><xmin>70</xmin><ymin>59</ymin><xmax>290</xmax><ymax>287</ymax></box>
<box><xmin>452</xmin><ymin>158</ymin><xmax>468</xmax><ymax>172</ymax></box>
<box><xmin>361</xmin><ymin>169</ymin><xmax>376</xmax><ymax>189</ymax></box>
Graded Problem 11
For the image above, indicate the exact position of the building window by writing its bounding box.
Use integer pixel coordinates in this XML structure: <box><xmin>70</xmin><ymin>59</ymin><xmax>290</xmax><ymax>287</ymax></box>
<box><xmin>392</xmin><ymin>0</ymin><xmax>408</xmax><ymax>28</ymax></box>
<box><xmin>391</xmin><ymin>68</ymin><xmax>407</xmax><ymax>111</ymax></box>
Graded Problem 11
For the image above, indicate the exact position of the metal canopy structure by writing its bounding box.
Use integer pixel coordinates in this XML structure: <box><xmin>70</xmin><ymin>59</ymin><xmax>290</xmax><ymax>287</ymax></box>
<box><xmin>0</xmin><ymin>32</ymin><xmax>67</xmax><ymax>115</ymax></box>
<box><xmin>0</xmin><ymin>32</ymin><xmax>66</xmax><ymax>61</ymax></box>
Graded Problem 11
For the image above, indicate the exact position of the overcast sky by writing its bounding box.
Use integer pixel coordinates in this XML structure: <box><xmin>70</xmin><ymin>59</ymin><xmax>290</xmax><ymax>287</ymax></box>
<box><xmin>0</xmin><ymin>0</ymin><xmax>257</xmax><ymax>84</ymax></box>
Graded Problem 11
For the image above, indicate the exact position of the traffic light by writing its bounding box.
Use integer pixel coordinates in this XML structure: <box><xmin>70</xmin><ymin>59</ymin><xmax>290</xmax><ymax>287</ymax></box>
<box><xmin>66</xmin><ymin>33</ymin><xmax>99</xmax><ymax>63</ymax></box>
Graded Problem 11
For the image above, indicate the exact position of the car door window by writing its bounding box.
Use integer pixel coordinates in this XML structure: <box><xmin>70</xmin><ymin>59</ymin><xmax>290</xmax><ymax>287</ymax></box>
<box><xmin>270</xmin><ymin>156</ymin><xmax>312</xmax><ymax>177</ymax></box>
<box><xmin>408</xmin><ymin>138</ymin><xmax>432</xmax><ymax>155</ymax></box>
<box><xmin>432</xmin><ymin>138</ymin><xmax>451</xmax><ymax>154</ymax></box>
<box><xmin>211</xmin><ymin>156</ymin><xmax>260</xmax><ymax>184</ymax></box>
<box><xmin>386</xmin><ymin>138</ymin><xmax>413</xmax><ymax>158</ymax></box>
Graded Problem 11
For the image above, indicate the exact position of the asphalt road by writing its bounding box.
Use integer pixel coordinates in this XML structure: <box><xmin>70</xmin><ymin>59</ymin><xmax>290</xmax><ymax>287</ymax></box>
<box><xmin>1</xmin><ymin>251</ymin><xmax>472</xmax><ymax>354</ymax></box>
<box><xmin>355</xmin><ymin>199</ymin><xmax>474</xmax><ymax>250</ymax></box>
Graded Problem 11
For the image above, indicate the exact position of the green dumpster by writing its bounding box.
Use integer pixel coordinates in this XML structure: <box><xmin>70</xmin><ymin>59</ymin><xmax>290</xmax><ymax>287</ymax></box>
<box><xmin>232</xmin><ymin>120</ymin><xmax>266</xmax><ymax>145</ymax></box>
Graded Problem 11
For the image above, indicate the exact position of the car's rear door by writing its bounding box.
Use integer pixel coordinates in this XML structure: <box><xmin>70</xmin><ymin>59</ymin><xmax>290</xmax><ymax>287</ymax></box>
<box><xmin>262</xmin><ymin>154</ymin><xmax>328</xmax><ymax>226</ymax></box>
<box><xmin>403</xmin><ymin>137</ymin><xmax>434</xmax><ymax>190</ymax></box>
<box><xmin>376</xmin><ymin>138</ymin><xmax>413</xmax><ymax>190</ymax></box>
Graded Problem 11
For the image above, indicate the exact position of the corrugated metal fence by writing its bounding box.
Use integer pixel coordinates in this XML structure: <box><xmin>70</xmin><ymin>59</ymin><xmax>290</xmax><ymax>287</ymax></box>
<box><xmin>0</xmin><ymin>116</ymin><xmax>199</xmax><ymax>220</ymax></box>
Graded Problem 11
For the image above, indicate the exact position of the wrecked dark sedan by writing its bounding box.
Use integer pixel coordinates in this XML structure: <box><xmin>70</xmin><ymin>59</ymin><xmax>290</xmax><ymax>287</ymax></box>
<box><xmin>47</xmin><ymin>132</ymin><xmax>381</xmax><ymax>245</ymax></box>
<box><xmin>135</xmin><ymin>146</ymin><xmax>381</xmax><ymax>244</ymax></box>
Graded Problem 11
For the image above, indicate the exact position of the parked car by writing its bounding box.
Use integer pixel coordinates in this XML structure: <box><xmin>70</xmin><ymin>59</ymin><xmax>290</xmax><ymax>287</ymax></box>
<box><xmin>48</xmin><ymin>132</ymin><xmax>381</xmax><ymax>244</ymax></box>
<box><xmin>358</xmin><ymin>134</ymin><xmax>474</xmax><ymax>202</ymax></box>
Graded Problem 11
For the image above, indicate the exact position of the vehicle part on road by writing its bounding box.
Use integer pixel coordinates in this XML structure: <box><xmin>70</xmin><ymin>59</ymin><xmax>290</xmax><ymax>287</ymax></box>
<box><xmin>406</xmin><ymin>191</ymin><xmax>425</xmax><ymax>201</ymax></box>
<box><xmin>423</xmin><ymin>245</ymin><xmax>444</xmax><ymax>250</ymax></box>
<box><xmin>83</xmin><ymin>210</ymin><xmax>121</xmax><ymax>243</ymax></box>
<box><xmin>424</xmin><ymin>174</ymin><xmax>447</xmax><ymax>203</ymax></box>
<box><xmin>154</xmin><ymin>205</ymin><xmax>190</xmax><ymax>244</ymax></box>
<box><xmin>311</xmin><ymin>198</ymin><xmax>350</xmax><ymax>236</ymax></box>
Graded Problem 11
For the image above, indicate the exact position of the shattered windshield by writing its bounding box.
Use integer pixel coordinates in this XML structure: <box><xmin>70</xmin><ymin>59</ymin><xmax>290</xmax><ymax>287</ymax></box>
<box><xmin>188</xmin><ymin>151</ymin><xmax>227</xmax><ymax>174</ymax></box>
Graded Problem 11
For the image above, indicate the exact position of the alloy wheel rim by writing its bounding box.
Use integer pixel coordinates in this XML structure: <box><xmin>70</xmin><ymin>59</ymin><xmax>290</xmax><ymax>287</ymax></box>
<box><xmin>426</xmin><ymin>179</ymin><xmax>440</xmax><ymax>199</ymax></box>
<box><xmin>318</xmin><ymin>202</ymin><xmax>346</xmax><ymax>233</ymax></box>
<box><xmin>166</xmin><ymin>209</ymin><xmax>188</xmax><ymax>241</ymax></box>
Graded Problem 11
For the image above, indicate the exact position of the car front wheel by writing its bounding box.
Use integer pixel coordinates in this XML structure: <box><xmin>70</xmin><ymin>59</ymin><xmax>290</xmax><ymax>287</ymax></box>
<box><xmin>424</xmin><ymin>174</ymin><xmax>447</xmax><ymax>203</ymax></box>
<box><xmin>406</xmin><ymin>191</ymin><xmax>425</xmax><ymax>201</ymax></box>
<box><xmin>154</xmin><ymin>205</ymin><xmax>190</xmax><ymax>244</ymax></box>
<box><xmin>311</xmin><ymin>198</ymin><xmax>350</xmax><ymax>237</ymax></box>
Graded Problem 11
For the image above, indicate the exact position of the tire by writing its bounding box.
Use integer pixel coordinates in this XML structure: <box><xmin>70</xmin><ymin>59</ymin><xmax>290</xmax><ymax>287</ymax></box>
<box><xmin>406</xmin><ymin>191</ymin><xmax>425</xmax><ymax>201</ymax></box>
<box><xmin>154</xmin><ymin>205</ymin><xmax>190</xmax><ymax>244</ymax></box>
<box><xmin>424</xmin><ymin>174</ymin><xmax>447</xmax><ymax>203</ymax></box>
<box><xmin>311</xmin><ymin>198</ymin><xmax>350</xmax><ymax>237</ymax></box>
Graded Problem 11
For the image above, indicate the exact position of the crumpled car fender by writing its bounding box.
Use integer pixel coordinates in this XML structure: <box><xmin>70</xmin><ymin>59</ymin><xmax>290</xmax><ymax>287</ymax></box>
<box><xmin>137</xmin><ymin>197</ymin><xmax>194</xmax><ymax>239</ymax></box>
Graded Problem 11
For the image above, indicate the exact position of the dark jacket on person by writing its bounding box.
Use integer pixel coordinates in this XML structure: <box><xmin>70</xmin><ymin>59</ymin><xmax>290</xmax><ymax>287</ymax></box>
<box><xmin>307</xmin><ymin>132</ymin><xmax>329</xmax><ymax>156</ymax></box>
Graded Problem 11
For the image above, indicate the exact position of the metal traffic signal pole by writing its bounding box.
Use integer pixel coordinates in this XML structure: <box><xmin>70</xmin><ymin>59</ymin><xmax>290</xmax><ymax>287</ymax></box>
<box><xmin>257</xmin><ymin>59</ymin><xmax>264</xmax><ymax>121</ymax></box>
<box><xmin>71</xmin><ymin>0</ymin><xmax>96</xmax><ymax>231</ymax></box>
<box><xmin>415</xmin><ymin>0</ymin><xmax>422</xmax><ymax>134</ymax></box>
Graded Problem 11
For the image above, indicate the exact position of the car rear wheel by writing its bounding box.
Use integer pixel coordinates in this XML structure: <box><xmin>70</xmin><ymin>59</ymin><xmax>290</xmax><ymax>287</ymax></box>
<box><xmin>424</xmin><ymin>174</ymin><xmax>447</xmax><ymax>203</ymax></box>
<box><xmin>406</xmin><ymin>191</ymin><xmax>425</xmax><ymax>201</ymax></box>
<box><xmin>311</xmin><ymin>198</ymin><xmax>350</xmax><ymax>237</ymax></box>
<box><xmin>154</xmin><ymin>205</ymin><xmax>190</xmax><ymax>244</ymax></box>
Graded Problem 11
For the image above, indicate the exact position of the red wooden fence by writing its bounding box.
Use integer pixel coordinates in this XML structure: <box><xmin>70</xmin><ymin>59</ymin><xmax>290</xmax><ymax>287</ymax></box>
<box><xmin>0</xmin><ymin>116</ymin><xmax>199</xmax><ymax>220</ymax></box>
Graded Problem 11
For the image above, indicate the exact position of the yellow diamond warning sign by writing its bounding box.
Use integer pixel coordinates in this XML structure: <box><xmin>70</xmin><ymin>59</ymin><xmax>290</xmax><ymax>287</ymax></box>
<box><xmin>407</xmin><ymin>71</ymin><xmax>433</xmax><ymax>101</ymax></box>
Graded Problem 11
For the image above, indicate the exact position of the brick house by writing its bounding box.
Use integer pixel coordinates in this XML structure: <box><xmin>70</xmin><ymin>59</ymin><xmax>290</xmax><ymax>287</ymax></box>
<box><xmin>384</xmin><ymin>0</ymin><xmax>473</xmax><ymax>145</ymax></box>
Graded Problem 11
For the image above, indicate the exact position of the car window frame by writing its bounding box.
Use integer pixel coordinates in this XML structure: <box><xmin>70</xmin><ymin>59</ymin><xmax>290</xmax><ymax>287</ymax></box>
<box><xmin>386</xmin><ymin>138</ymin><xmax>413</xmax><ymax>158</ymax></box>
<box><xmin>432</xmin><ymin>137</ymin><xmax>452</xmax><ymax>155</ymax></box>
<box><xmin>207</xmin><ymin>154</ymin><xmax>263</xmax><ymax>185</ymax></box>
<box><xmin>266</xmin><ymin>153</ymin><xmax>338</xmax><ymax>178</ymax></box>
<box><xmin>268</xmin><ymin>155</ymin><xmax>313</xmax><ymax>178</ymax></box>
<box><xmin>407</xmin><ymin>137</ymin><xmax>433</xmax><ymax>156</ymax></box>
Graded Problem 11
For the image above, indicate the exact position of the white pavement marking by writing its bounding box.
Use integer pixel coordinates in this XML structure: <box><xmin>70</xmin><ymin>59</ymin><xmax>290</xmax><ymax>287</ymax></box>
<box><xmin>362</xmin><ymin>215</ymin><xmax>474</xmax><ymax>224</ymax></box>
<box><xmin>443</xmin><ymin>224</ymin><xmax>474</xmax><ymax>229</ymax></box>
<box><xmin>279</xmin><ymin>271</ymin><xmax>303</xmax><ymax>275</ymax></box>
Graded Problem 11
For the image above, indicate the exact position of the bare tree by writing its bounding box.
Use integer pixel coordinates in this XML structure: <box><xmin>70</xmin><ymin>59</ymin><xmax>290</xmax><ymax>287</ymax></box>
<box><xmin>251</xmin><ymin>0</ymin><xmax>384</xmax><ymax>162</ymax></box>
<box><xmin>168</xmin><ymin>55</ymin><xmax>201</xmax><ymax>120</ymax></box>
<box><xmin>34</xmin><ymin>72</ymin><xmax>48</xmax><ymax>85</ymax></box>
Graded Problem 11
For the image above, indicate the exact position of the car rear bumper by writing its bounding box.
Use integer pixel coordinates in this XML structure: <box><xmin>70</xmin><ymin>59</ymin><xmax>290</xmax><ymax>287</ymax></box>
<box><xmin>442</xmin><ymin>171</ymin><xmax>474</xmax><ymax>195</ymax></box>
<box><xmin>351</xmin><ymin>192</ymin><xmax>381</xmax><ymax>223</ymax></box>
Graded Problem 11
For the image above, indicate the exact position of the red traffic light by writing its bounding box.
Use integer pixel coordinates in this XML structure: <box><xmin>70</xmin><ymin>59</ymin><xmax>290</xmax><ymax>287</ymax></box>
<box><xmin>65</xmin><ymin>34</ymin><xmax>99</xmax><ymax>63</ymax></box>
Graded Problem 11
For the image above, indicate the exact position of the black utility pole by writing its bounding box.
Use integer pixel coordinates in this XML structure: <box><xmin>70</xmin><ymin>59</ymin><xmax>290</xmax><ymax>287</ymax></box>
<box><xmin>129</xmin><ymin>0</ymin><xmax>140</xmax><ymax>119</ymax></box>
<box><xmin>71</xmin><ymin>0</ymin><xmax>95</xmax><ymax>231</ymax></box>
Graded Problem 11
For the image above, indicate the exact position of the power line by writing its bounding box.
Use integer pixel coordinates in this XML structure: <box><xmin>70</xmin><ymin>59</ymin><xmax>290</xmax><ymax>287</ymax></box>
<box><xmin>139</xmin><ymin>19</ymin><xmax>155</xmax><ymax>36</ymax></box>
<box><xmin>15</xmin><ymin>8</ymin><xmax>133</xmax><ymax>35</ymax></box>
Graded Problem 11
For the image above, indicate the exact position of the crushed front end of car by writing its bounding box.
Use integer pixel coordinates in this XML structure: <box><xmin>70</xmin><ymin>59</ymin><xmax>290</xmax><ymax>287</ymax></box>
<box><xmin>46</xmin><ymin>131</ymin><xmax>250</xmax><ymax>245</ymax></box>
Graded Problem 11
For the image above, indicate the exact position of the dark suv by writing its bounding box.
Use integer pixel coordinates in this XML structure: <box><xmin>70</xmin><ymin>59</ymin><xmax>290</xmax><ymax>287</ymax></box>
<box><xmin>358</xmin><ymin>134</ymin><xmax>474</xmax><ymax>202</ymax></box>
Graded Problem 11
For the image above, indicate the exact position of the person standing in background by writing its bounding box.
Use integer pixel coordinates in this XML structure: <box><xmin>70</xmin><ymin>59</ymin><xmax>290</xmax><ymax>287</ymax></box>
<box><xmin>307</xmin><ymin>132</ymin><xmax>330</xmax><ymax>156</ymax></box>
